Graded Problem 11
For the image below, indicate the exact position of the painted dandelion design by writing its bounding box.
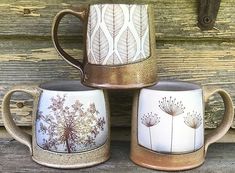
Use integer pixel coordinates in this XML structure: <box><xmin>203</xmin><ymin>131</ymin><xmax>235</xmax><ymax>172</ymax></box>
<box><xmin>36</xmin><ymin>94</ymin><xmax>106</xmax><ymax>153</ymax></box>
<box><xmin>184</xmin><ymin>111</ymin><xmax>202</xmax><ymax>151</ymax></box>
<box><xmin>141</xmin><ymin>112</ymin><xmax>160</xmax><ymax>150</ymax></box>
<box><xmin>159</xmin><ymin>97</ymin><xmax>185</xmax><ymax>152</ymax></box>
<box><xmin>159</xmin><ymin>97</ymin><xmax>185</xmax><ymax>116</ymax></box>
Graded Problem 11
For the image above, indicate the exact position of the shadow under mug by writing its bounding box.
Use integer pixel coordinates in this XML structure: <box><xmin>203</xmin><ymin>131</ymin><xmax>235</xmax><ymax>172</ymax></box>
<box><xmin>2</xmin><ymin>81</ymin><xmax>110</xmax><ymax>168</ymax></box>
<box><xmin>52</xmin><ymin>3</ymin><xmax>157</xmax><ymax>89</ymax></box>
<box><xmin>130</xmin><ymin>81</ymin><xmax>234</xmax><ymax>171</ymax></box>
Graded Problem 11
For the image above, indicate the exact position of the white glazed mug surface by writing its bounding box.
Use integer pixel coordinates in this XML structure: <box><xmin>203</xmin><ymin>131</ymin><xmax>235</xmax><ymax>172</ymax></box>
<box><xmin>138</xmin><ymin>81</ymin><xmax>204</xmax><ymax>154</ymax></box>
<box><xmin>35</xmin><ymin>81</ymin><xmax>108</xmax><ymax>153</ymax></box>
<box><xmin>87</xmin><ymin>4</ymin><xmax>150</xmax><ymax>65</ymax></box>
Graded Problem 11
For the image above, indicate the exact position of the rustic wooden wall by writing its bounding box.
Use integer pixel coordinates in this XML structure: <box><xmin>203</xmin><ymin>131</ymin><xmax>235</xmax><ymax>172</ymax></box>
<box><xmin>0</xmin><ymin>0</ymin><xmax>234</xmax><ymax>129</ymax></box>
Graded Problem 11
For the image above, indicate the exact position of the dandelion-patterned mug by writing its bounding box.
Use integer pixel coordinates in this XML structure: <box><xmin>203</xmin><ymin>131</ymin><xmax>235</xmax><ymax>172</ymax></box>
<box><xmin>51</xmin><ymin>2</ymin><xmax>157</xmax><ymax>89</ymax></box>
<box><xmin>130</xmin><ymin>81</ymin><xmax>234</xmax><ymax>171</ymax></box>
<box><xmin>2</xmin><ymin>81</ymin><xmax>110</xmax><ymax>168</ymax></box>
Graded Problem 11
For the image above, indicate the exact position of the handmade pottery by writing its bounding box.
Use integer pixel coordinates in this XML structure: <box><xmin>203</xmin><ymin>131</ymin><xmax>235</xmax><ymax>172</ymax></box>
<box><xmin>2</xmin><ymin>81</ymin><xmax>110</xmax><ymax>168</ymax></box>
<box><xmin>52</xmin><ymin>3</ymin><xmax>157</xmax><ymax>89</ymax></box>
<box><xmin>130</xmin><ymin>81</ymin><xmax>234</xmax><ymax>171</ymax></box>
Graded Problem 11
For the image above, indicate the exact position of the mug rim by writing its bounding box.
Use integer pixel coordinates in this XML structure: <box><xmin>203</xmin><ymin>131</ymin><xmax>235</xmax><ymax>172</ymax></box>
<box><xmin>89</xmin><ymin>3</ymin><xmax>150</xmax><ymax>5</ymax></box>
<box><xmin>39</xmin><ymin>80</ymin><xmax>100</xmax><ymax>92</ymax></box>
<box><xmin>87</xmin><ymin>0</ymin><xmax>154</xmax><ymax>5</ymax></box>
<box><xmin>144</xmin><ymin>80</ymin><xmax>201</xmax><ymax>92</ymax></box>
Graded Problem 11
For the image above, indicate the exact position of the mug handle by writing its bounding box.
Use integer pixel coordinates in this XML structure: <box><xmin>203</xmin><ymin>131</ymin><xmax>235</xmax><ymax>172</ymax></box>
<box><xmin>204</xmin><ymin>87</ymin><xmax>234</xmax><ymax>153</ymax></box>
<box><xmin>51</xmin><ymin>8</ymin><xmax>87</xmax><ymax>77</ymax></box>
<box><xmin>2</xmin><ymin>86</ymin><xmax>41</xmax><ymax>155</ymax></box>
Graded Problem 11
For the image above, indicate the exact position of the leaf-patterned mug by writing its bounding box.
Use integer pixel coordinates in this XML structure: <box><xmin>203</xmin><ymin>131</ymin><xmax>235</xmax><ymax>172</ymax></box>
<box><xmin>2</xmin><ymin>81</ymin><xmax>110</xmax><ymax>168</ymax></box>
<box><xmin>52</xmin><ymin>3</ymin><xmax>157</xmax><ymax>89</ymax></box>
<box><xmin>130</xmin><ymin>81</ymin><xmax>234</xmax><ymax>171</ymax></box>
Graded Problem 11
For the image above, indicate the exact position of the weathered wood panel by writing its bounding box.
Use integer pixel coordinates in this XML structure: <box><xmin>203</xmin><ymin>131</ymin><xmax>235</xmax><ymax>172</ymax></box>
<box><xmin>0</xmin><ymin>38</ymin><xmax>234</xmax><ymax>128</ymax></box>
<box><xmin>0</xmin><ymin>0</ymin><xmax>235</xmax><ymax>39</ymax></box>
<box><xmin>0</xmin><ymin>0</ymin><xmax>235</xmax><ymax>132</ymax></box>
<box><xmin>2</xmin><ymin>127</ymin><xmax>235</xmax><ymax>143</ymax></box>
<box><xmin>1</xmin><ymin>140</ymin><xmax>235</xmax><ymax>172</ymax></box>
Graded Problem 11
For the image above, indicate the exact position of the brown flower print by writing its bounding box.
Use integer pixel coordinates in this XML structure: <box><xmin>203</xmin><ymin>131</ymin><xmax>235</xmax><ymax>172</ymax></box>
<box><xmin>141</xmin><ymin>112</ymin><xmax>160</xmax><ymax>150</ymax></box>
<box><xmin>159</xmin><ymin>97</ymin><xmax>185</xmax><ymax>153</ymax></box>
<box><xmin>159</xmin><ymin>97</ymin><xmax>185</xmax><ymax>116</ymax></box>
<box><xmin>184</xmin><ymin>111</ymin><xmax>202</xmax><ymax>151</ymax></box>
<box><xmin>36</xmin><ymin>94</ymin><xmax>105</xmax><ymax>153</ymax></box>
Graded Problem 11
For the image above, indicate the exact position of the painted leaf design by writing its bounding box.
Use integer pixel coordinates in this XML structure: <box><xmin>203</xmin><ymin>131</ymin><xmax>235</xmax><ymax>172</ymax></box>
<box><xmin>104</xmin><ymin>4</ymin><xmax>124</xmax><ymax>38</ymax></box>
<box><xmin>88</xmin><ymin>52</ymin><xmax>96</xmax><ymax>64</ymax></box>
<box><xmin>106</xmin><ymin>52</ymin><xmax>122</xmax><ymax>65</ymax></box>
<box><xmin>133</xmin><ymin>5</ymin><xmax>148</xmax><ymax>43</ymax></box>
<box><xmin>136</xmin><ymin>52</ymin><xmax>145</xmax><ymax>61</ymax></box>
<box><xmin>87</xmin><ymin>6</ymin><xmax>97</xmax><ymax>37</ymax></box>
<box><xmin>92</xmin><ymin>27</ymin><xmax>109</xmax><ymax>64</ymax></box>
<box><xmin>87</xmin><ymin>5</ymin><xmax>98</xmax><ymax>59</ymax></box>
<box><xmin>117</xmin><ymin>27</ymin><xmax>137</xmax><ymax>63</ymax></box>
<box><xmin>99</xmin><ymin>4</ymin><xmax>104</xmax><ymax>22</ymax></box>
<box><xmin>128</xmin><ymin>4</ymin><xmax>134</xmax><ymax>22</ymax></box>
<box><xmin>143</xmin><ymin>31</ymin><xmax>150</xmax><ymax>57</ymax></box>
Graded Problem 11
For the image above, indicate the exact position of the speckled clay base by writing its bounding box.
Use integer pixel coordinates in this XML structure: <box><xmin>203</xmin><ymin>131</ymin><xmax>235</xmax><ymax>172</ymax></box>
<box><xmin>83</xmin><ymin>57</ymin><xmax>158</xmax><ymax>88</ymax></box>
<box><xmin>32</xmin><ymin>140</ymin><xmax>110</xmax><ymax>169</ymax></box>
<box><xmin>130</xmin><ymin>145</ymin><xmax>205</xmax><ymax>171</ymax></box>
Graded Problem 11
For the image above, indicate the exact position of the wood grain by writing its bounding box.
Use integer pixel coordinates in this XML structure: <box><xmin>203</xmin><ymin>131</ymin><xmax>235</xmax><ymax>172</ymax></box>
<box><xmin>1</xmin><ymin>140</ymin><xmax>235</xmax><ymax>172</ymax></box>
<box><xmin>0</xmin><ymin>0</ymin><xmax>235</xmax><ymax>39</ymax></box>
<box><xmin>0</xmin><ymin>38</ymin><xmax>234</xmax><ymax>128</ymax></box>
<box><xmin>0</xmin><ymin>0</ymin><xmax>234</xmax><ymax>131</ymax></box>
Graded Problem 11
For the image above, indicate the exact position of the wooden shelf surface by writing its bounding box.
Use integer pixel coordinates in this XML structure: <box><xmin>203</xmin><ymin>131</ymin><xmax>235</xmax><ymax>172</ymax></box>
<box><xmin>1</xmin><ymin>139</ymin><xmax>235</xmax><ymax>173</ymax></box>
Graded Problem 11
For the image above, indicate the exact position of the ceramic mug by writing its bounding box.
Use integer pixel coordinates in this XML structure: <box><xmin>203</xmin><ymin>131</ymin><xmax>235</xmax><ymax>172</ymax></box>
<box><xmin>52</xmin><ymin>3</ymin><xmax>157</xmax><ymax>89</ymax></box>
<box><xmin>2</xmin><ymin>81</ymin><xmax>110</xmax><ymax>168</ymax></box>
<box><xmin>130</xmin><ymin>81</ymin><xmax>234</xmax><ymax>171</ymax></box>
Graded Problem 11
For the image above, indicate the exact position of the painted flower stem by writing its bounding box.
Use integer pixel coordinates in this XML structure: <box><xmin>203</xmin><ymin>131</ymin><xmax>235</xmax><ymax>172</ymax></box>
<box><xmin>141</xmin><ymin>112</ymin><xmax>160</xmax><ymax>151</ymax></box>
<box><xmin>184</xmin><ymin>111</ymin><xmax>202</xmax><ymax>151</ymax></box>
<box><xmin>149</xmin><ymin>127</ymin><xmax>152</xmax><ymax>149</ymax></box>
<box><xmin>194</xmin><ymin>129</ymin><xmax>196</xmax><ymax>151</ymax></box>
<box><xmin>65</xmin><ymin>138</ymin><xmax>71</xmax><ymax>153</ymax></box>
<box><xmin>170</xmin><ymin>116</ymin><xmax>174</xmax><ymax>152</ymax></box>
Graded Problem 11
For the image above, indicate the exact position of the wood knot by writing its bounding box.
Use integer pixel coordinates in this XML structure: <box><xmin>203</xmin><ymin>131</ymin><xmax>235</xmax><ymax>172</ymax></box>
<box><xmin>23</xmin><ymin>8</ymin><xmax>31</xmax><ymax>14</ymax></box>
<box><xmin>16</xmin><ymin>102</ymin><xmax>24</xmax><ymax>108</ymax></box>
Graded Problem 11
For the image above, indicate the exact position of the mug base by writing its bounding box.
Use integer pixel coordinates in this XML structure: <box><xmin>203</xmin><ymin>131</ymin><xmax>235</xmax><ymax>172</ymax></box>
<box><xmin>32</xmin><ymin>153</ymin><xmax>110</xmax><ymax>169</ymax></box>
<box><xmin>31</xmin><ymin>140</ymin><xmax>110</xmax><ymax>169</ymax></box>
<box><xmin>82</xmin><ymin>56</ymin><xmax>158</xmax><ymax>89</ymax></box>
<box><xmin>82</xmin><ymin>80</ymin><xmax>158</xmax><ymax>89</ymax></box>
<box><xmin>130</xmin><ymin>146</ymin><xmax>205</xmax><ymax>171</ymax></box>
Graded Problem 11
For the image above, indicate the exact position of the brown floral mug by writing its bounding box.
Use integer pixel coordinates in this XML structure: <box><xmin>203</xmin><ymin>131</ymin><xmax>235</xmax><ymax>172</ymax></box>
<box><xmin>2</xmin><ymin>81</ymin><xmax>110</xmax><ymax>168</ymax></box>
<box><xmin>52</xmin><ymin>3</ymin><xmax>157</xmax><ymax>89</ymax></box>
<box><xmin>130</xmin><ymin>81</ymin><xmax>234</xmax><ymax>171</ymax></box>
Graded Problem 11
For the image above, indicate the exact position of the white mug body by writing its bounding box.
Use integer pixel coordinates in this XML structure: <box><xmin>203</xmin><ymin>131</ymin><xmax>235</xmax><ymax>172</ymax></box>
<box><xmin>32</xmin><ymin>81</ymin><xmax>110</xmax><ymax>168</ymax></box>
<box><xmin>137</xmin><ymin>81</ymin><xmax>204</xmax><ymax>154</ymax></box>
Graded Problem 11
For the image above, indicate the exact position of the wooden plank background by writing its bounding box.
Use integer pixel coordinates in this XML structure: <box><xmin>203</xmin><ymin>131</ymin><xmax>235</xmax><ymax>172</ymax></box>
<box><xmin>0</xmin><ymin>0</ymin><xmax>234</xmax><ymax>129</ymax></box>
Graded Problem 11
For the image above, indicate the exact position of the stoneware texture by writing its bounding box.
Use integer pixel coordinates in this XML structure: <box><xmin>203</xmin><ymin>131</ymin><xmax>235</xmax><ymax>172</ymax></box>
<box><xmin>51</xmin><ymin>3</ymin><xmax>157</xmax><ymax>89</ymax></box>
<box><xmin>2</xmin><ymin>81</ymin><xmax>110</xmax><ymax>169</ymax></box>
<box><xmin>130</xmin><ymin>81</ymin><xmax>234</xmax><ymax>171</ymax></box>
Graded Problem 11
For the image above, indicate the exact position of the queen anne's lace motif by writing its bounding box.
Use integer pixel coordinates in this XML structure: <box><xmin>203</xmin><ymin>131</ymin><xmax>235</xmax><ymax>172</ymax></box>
<box><xmin>36</xmin><ymin>94</ymin><xmax>105</xmax><ymax>153</ymax></box>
